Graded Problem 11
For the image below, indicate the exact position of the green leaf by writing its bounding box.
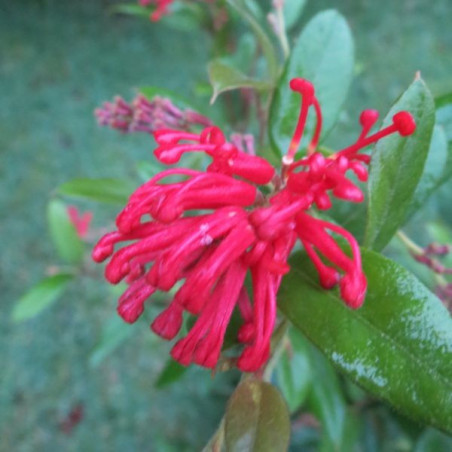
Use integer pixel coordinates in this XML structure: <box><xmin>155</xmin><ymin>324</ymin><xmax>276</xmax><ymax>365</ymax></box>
<box><xmin>406</xmin><ymin>124</ymin><xmax>450</xmax><ymax>219</ymax></box>
<box><xmin>89</xmin><ymin>315</ymin><xmax>135</xmax><ymax>367</ymax></box>
<box><xmin>47</xmin><ymin>199</ymin><xmax>84</xmax><ymax>265</ymax></box>
<box><xmin>12</xmin><ymin>273</ymin><xmax>74</xmax><ymax>323</ymax></box>
<box><xmin>224</xmin><ymin>379</ymin><xmax>291</xmax><ymax>452</ymax></box>
<box><xmin>279</xmin><ymin>249</ymin><xmax>452</xmax><ymax>433</ymax></box>
<box><xmin>365</xmin><ymin>77</ymin><xmax>435</xmax><ymax>251</ymax></box>
<box><xmin>208</xmin><ymin>59</ymin><xmax>272</xmax><ymax>104</ymax></box>
<box><xmin>275</xmin><ymin>327</ymin><xmax>312</xmax><ymax>413</ymax></box>
<box><xmin>307</xmin><ymin>346</ymin><xmax>347</xmax><ymax>449</ymax></box>
<box><xmin>283</xmin><ymin>0</ymin><xmax>307</xmax><ymax>30</ymax></box>
<box><xmin>110</xmin><ymin>4</ymin><xmax>149</xmax><ymax>19</ymax></box>
<box><xmin>436</xmin><ymin>92</ymin><xmax>452</xmax><ymax>142</ymax></box>
<box><xmin>226</xmin><ymin>0</ymin><xmax>278</xmax><ymax>81</ymax></box>
<box><xmin>155</xmin><ymin>359</ymin><xmax>188</xmax><ymax>388</ymax></box>
<box><xmin>270</xmin><ymin>10</ymin><xmax>354</xmax><ymax>155</ymax></box>
<box><xmin>58</xmin><ymin>178</ymin><xmax>136</xmax><ymax>204</ymax></box>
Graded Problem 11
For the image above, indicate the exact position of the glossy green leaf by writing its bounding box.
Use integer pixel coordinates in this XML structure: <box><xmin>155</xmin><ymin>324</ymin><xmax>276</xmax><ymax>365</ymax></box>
<box><xmin>155</xmin><ymin>359</ymin><xmax>188</xmax><ymax>389</ymax></box>
<box><xmin>406</xmin><ymin>124</ymin><xmax>450</xmax><ymax>219</ymax></box>
<box><xmin>89</xmin><ymin>315</ymin><xmax>134</xmax><ymax>367</ymax></box>
<box><xmin>58</xmin><ymin>178</ymin><xmax>135</xmax><ymax>204</ymax></box>
<box><xmin>226</xmin><ymin>0</ymin><xmax>278</xmax><ymax>81</ymax></box>
<box><xmin>12</xmin><ymin>273</ymin><xmax>74</xmax><ymax>323</ymax></box>
<box><xmin>283</xmin><ymin>0</ymin><xmax>307</xmax><ymax>30</ymax></box>
<box><xmin>224</xmin><ymin>379</ymin><xmax>291</xmax><ymax>452</ymax></box>
<box><xmin>307</xmin><ymin>346</ymin><xmax>347</xmax><ymax>449</ymax></box>
<box><xmin>270</xmin><ymin>10</ymin><xmax>354</xmax><ymax>155</ymax></box>
<box><xmin>365</xmin><ymin>77</ymin><xmax>435</xmax><ymax>251</ymax></box>
<box><xmin>279</xmin><ymin>249</ymin><xmax>452</xmax><ymax>433</ymax></box>
<box><xmin>47</xmin><ymin>199</ymin><xmax>84</xmax><ymax>265</ymax></box>
<box><xmin>275</xmin><ymin>327</ymin><xmax>312</xmax><ymax>413</ymax></box>
<box><xmin>208</xmin><ymin>59</ymin><xmax>272</xmax><ymax>104</ymax></box>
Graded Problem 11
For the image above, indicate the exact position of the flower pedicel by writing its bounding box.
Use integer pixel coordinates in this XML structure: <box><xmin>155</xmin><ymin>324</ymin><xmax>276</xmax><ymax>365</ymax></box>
<box><xmin>92</xmin><ymin>78</ymin><xmax>416</xmax><ymax>372</ymax></box>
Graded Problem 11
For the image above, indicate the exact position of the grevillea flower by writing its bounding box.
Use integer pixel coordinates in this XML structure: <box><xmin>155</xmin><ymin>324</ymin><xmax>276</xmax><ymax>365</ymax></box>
<box><xmin>93</xmin><ymin>78</ymin><xmax>416</xmax><ymax>372</ymax></box>
<box><xmin>95</xmin><ymin>94</ymin><xmax>212</xmax><ymax>134</ymax></box>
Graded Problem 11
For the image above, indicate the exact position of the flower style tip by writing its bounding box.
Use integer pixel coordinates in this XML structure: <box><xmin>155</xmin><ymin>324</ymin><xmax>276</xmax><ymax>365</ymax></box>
<box><xmin>393</xmin><ymin>111</ymin><xmax>416</xmax><ymax>136</ymax></box>
<box><xmin>93</xmin><ymin>77</ymin><xmax>416</xmax><ymax>373</ymax></box>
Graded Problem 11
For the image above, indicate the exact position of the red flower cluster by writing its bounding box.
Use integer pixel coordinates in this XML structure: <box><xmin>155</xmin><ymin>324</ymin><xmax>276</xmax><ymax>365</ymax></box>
<box><xmin>93</xmin><ymin>78</ymin><xmax>416</xmax><ymax>372</ymax></box>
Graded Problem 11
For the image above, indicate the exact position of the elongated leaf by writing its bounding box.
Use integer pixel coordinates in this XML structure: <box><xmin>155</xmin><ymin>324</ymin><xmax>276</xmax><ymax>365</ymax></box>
<box><xmin>155</xmin><ymin>359</ymin><xmax>188</xmax><ymax>388</ymax></box>
<box><xmin>275</xmin><ymin>327</ymin><xmax>312</xmax><ymax>413</ymax></box>
<box><xmin>270</xmin><ymin>10</ymin><xmax>354</xmax><ymax>155</ymax></box>
<box><xmin>365</xmin><ymin>77</ymin><xmax>435</xmax><ymax>250</ymax></box>
<box><xmin>58</xmin><ymin>178</ymin><xmax>136</xmax><ymax>204</ymax></box>
<box><xmin>283</xmin><ymin>0</ymin><xmax>307</xmax><ymax>30</ymax></box>
<box><xmin>89</xmin><ymin>315</ymin><xmax>134</xmax><ymax>367</ymax></box>
<box><xmin>12</xmin><ymin>273</ymin><xmax>74</xmax><ymax>323</ymax></box>
<box><xmin>224</xmin><ymin>379</ymin><xmax>290</xmax><ymax>452</ymax></box>
<box><xmin>47</xmin><ymin>199</ymin><xmax>84</xmax><ymax>265</ymax></box>
<box><xmin>279</xmin><ymin>249</ymin><xmax>452</xmax><ymax>433</ymax></box>
<box><xmin>208</xmin><ymin>59</ymin><xmax>272</xmax><ymax>104</ymax></box>
<box><xmin>406</xmin><ymin>124</ymin><xmax>450</xmax><ymax>219</ymax></box>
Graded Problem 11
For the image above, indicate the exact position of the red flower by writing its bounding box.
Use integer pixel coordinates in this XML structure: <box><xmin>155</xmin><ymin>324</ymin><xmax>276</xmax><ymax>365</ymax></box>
<box><xmin>93</xmin><ymin>78</ymin><xmax>416</xmax><ymax>372</ymax></box>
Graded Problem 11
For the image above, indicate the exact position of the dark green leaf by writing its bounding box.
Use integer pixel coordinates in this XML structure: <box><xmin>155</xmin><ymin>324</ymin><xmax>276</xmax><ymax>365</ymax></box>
<box><xmin>224</xmin><ymin>379</ymin><xmax>291</xmax><ymax>452</ymax></box>
<box><xmin>365</xmin><ymin>77</ymin><xmax>435</xmax><ymax>250</ymax></box>
<box><xmin>155</xmin><ymin>359</ymin><xmax>188</xmax><ymax>388</ymax></box>
<box><xmin>279</xmin><ymin>249</ymin><xmax>452</xmax><ymax>433</ymax></box>
<box><xmin>275</xmin><ymin>327</ymin><xmax>312</xmax><ymax>413</ymax></box>
<box><xmin>47</xmin><ymin>199</ymin><xmax>84</xmax><ymax>265</ymax></box>
<box><xmin>12</xmin><ymin>273</ymin><xmax>74</xmax><ymax>323</ymax></box>
<box><xmin>58</xmin><ymin>178</ymin><xmax>136</xmax><ymax>204</ymax></box>
<box><xmin>283</xmin><ymin>0</ymin><xmax>307</xmax><ymax>30</ymax></box>
<box><xmin>270</xmin><ymin>10</ymin><xmax>354</xmax><ymax>155</ymax></box>
<box><xmin>89</xmin><ymin>315</ymin><xmax>135</xmax><ymax>367</ymax></box>
<box><xmin>406</xmin><ymin>125</ymin><xmax>450</xmax><ymax>219</ymax></box>
<box><xmin>208</xmin><ymin>59</ymin><xmax>272</xmax><ymax>104</ymax></box>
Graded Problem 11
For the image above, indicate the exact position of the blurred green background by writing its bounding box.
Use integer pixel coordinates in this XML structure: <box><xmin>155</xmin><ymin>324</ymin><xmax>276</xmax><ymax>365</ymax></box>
<box><xmin>1</xmin><ymin>0</ymin><xmax>451</xmax><ymax>450</ymax></box>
